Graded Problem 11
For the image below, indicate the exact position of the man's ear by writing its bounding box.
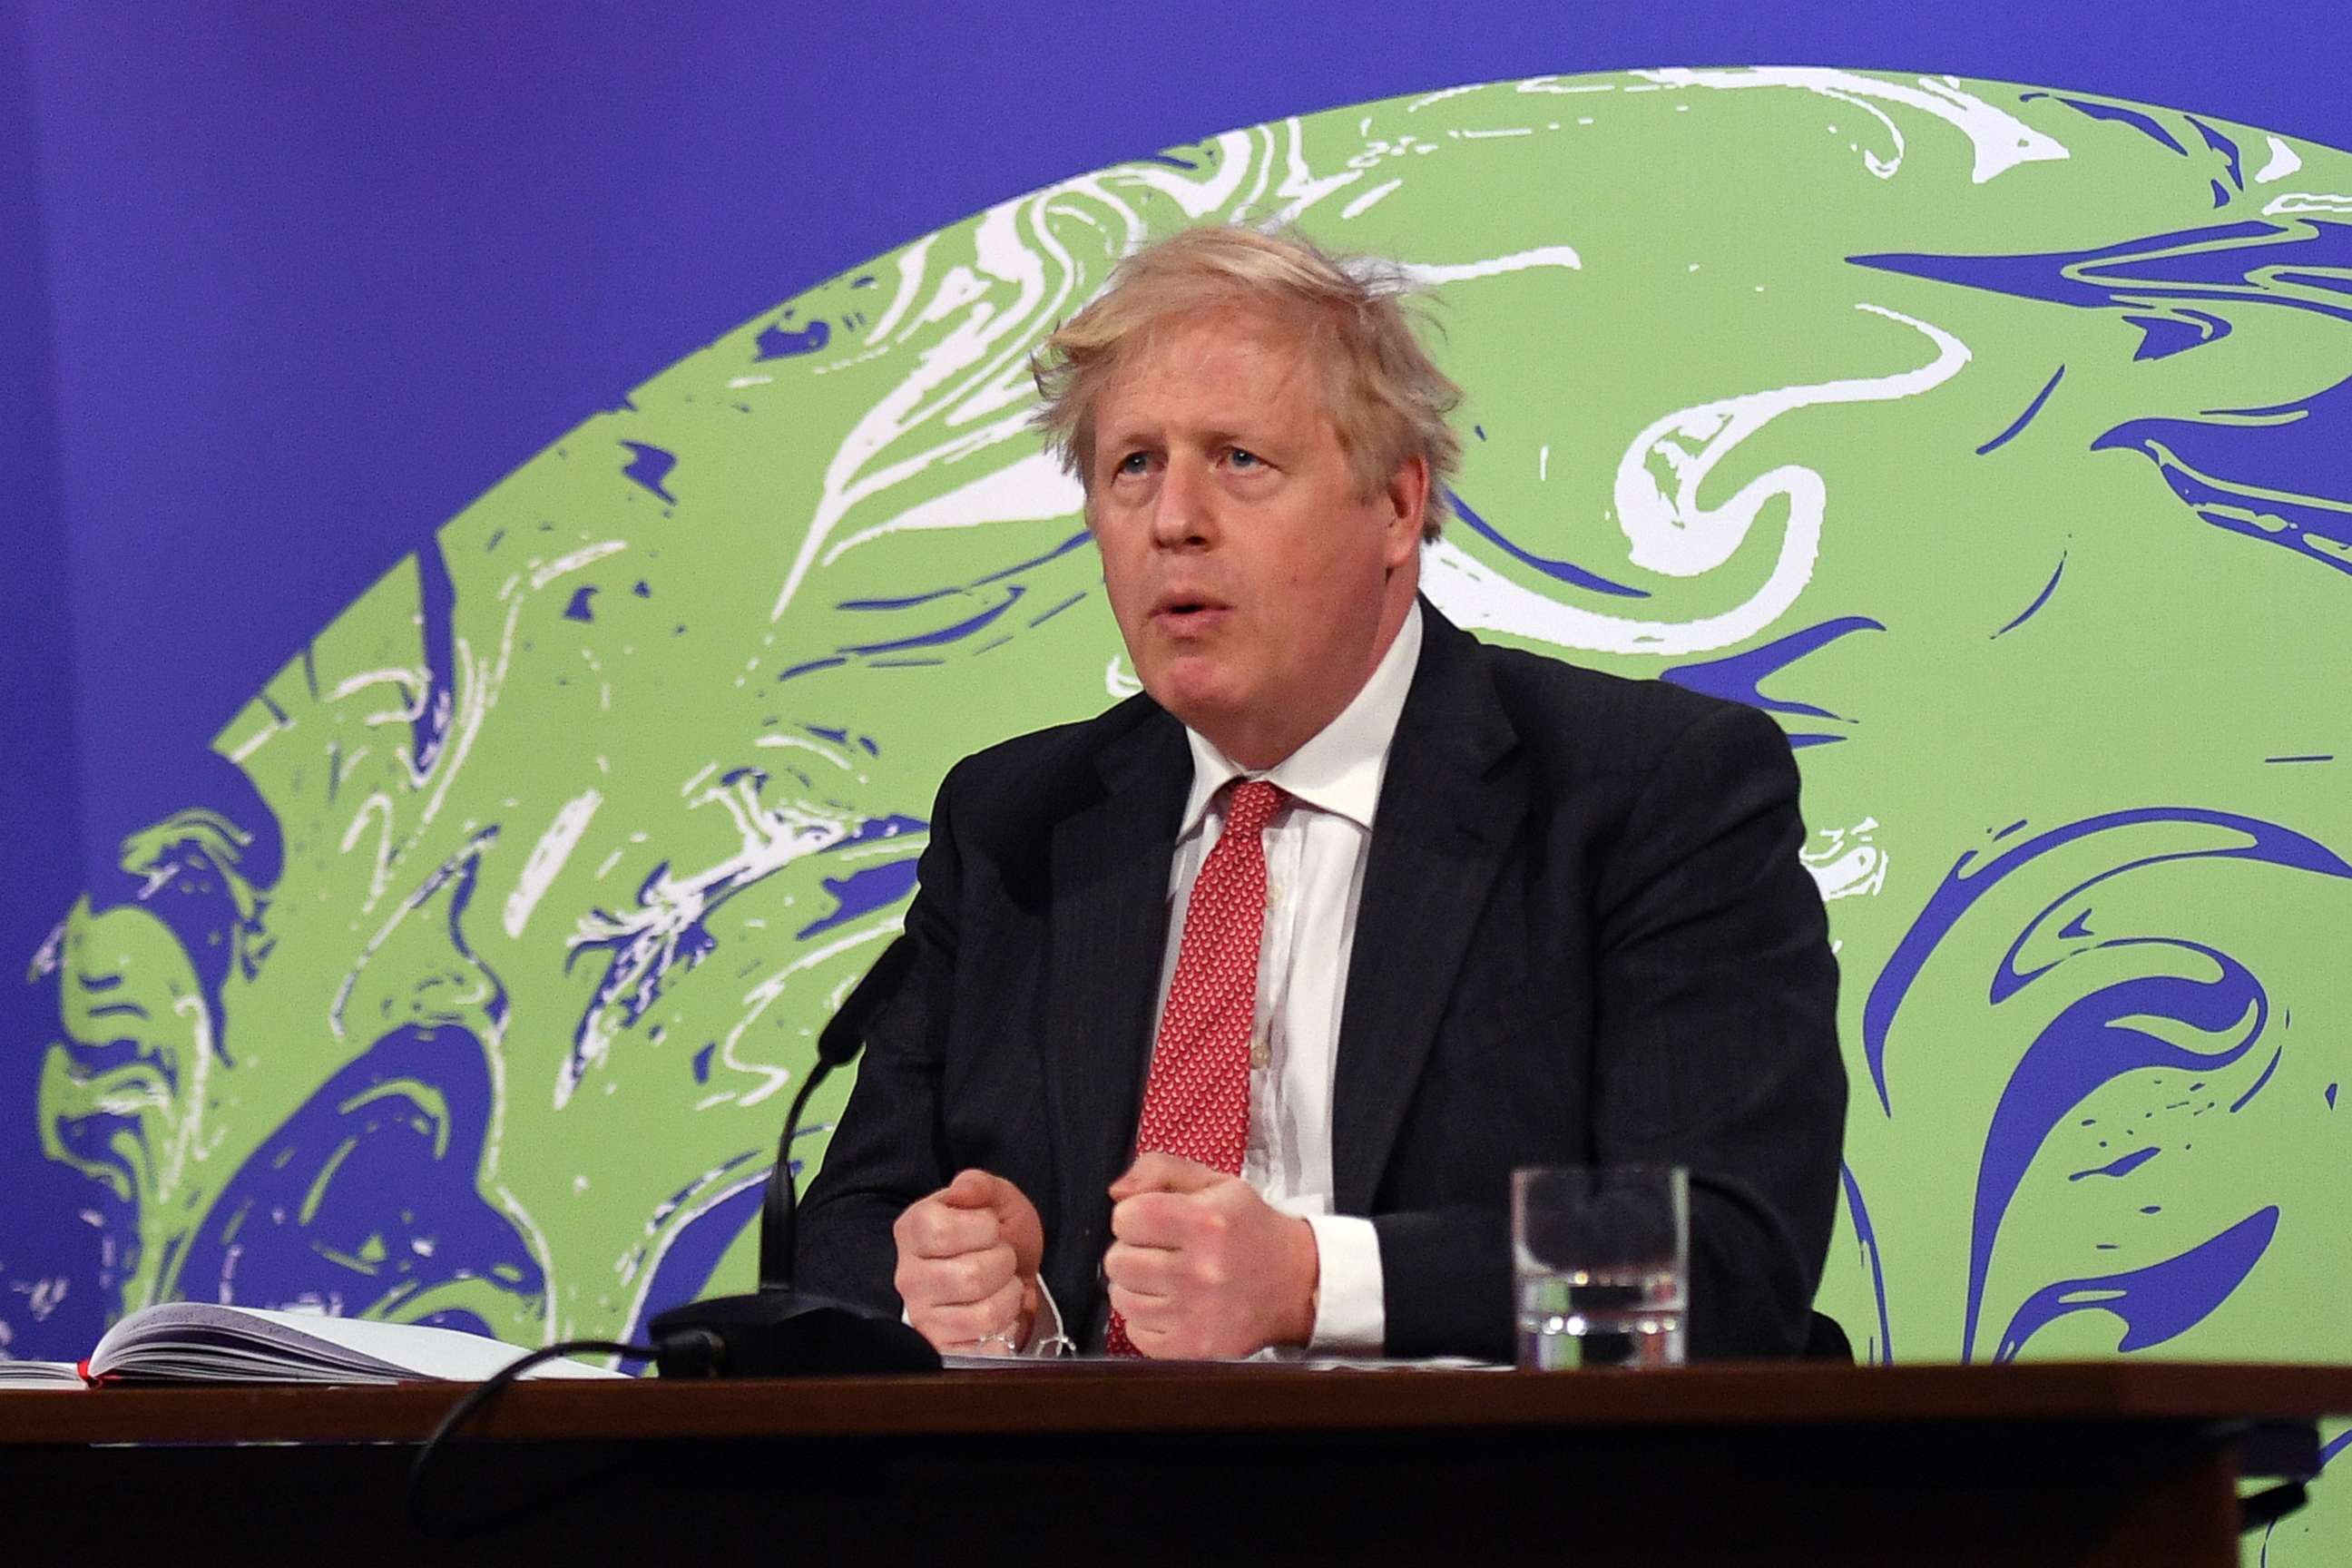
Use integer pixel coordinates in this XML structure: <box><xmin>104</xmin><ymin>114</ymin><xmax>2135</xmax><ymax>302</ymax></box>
<box><xmin>1383</xmin><ymin>455</ymin><xmax>1430</xmax><ymax>565</ymax></box>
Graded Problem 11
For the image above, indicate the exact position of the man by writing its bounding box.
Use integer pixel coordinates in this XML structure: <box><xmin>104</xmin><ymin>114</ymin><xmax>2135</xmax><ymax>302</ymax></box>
<box><xmin>796</xmin><ymin>225</ymin><xmax>1845</xmax><ymax>1361</ymax></box>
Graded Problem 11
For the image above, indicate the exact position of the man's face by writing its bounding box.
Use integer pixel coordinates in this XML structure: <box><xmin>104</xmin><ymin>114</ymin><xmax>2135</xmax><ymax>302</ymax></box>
<box><xmin>1086</xmin><ymin>304</ymin><xmax>1424</xmax><ymax>769</ymax></box>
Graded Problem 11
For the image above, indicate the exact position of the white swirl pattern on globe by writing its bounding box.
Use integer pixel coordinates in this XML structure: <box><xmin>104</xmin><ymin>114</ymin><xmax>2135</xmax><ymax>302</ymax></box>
<box><xmin>1635</xmin><ymin>68</ymin><xmax>2071</xmax><ymax>182</ymax></box>
<box><xmin>1430</xmin><ymin>303</ymin><xmax>1971</xmax><ymax>655</ymax></box>
<box><xmin>753</xmin><ymin>83</ymin><xmax>2045</xmax><ymax>669</ymax></box>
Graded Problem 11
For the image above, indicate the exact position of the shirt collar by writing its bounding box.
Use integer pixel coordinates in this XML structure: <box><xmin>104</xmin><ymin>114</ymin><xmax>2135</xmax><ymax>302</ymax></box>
<box><xmin>1178</xmin><ymin>601</ymin><xmax>1424</xmax><ymax>840</ymax></box>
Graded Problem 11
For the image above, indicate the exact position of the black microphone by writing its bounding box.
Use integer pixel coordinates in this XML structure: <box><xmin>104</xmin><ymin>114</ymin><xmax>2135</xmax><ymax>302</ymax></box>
<box><xmin>650</xmin><ymin>936</ymin><xmax>940</xmax><ymax>1377</ymax></box>
<box><xmin>762</xmin><ymin>933</ymin><xmax>916</xmax><ymax>1292</ymax></box>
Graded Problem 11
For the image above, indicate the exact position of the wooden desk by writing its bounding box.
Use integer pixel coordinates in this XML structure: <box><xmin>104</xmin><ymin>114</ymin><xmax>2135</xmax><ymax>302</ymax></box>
<box><xmin>8</xmin><ymin>1361</ymin><xmax>2348</xmax><ymax>1564</ymax></box>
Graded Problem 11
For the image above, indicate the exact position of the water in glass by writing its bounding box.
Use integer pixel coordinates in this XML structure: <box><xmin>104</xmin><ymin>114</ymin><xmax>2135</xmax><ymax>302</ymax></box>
<box><xmin>1516</xmin><ymin>1265</ymin><xmax>1685</xmax><ymax>1369</ymax></box>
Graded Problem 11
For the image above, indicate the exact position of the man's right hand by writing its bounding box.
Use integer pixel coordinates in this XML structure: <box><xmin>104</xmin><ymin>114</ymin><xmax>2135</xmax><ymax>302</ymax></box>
<box><xmin>891</xmin><ymin>1169</ymin><xmax>1045</xmax><ymax>1353</ymax></box>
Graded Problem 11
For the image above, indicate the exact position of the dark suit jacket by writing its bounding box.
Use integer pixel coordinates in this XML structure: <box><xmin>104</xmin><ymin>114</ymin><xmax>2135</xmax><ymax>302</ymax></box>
<box><xmin>797</xmin><ymin>603</ymin><xmax>1846</xmax><ymax>1360</ymax></box>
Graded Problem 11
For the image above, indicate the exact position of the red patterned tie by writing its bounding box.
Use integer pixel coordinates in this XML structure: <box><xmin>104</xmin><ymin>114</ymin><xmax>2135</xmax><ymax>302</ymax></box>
<box><xmin>1105</xmin><ymin>778</ymin><xmax>1286</xmax><ymax>1357</ymax></box>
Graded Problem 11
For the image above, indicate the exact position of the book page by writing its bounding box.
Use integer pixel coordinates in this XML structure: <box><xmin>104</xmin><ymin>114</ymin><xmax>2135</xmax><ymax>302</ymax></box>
<box><xmin>89</xmin><ymin>1303</ymin><xmax>630</xmax><ymax>1383</ymax></box>
<box><xmin>0</xmin><ymin>1359</ymin><xmax>88</xmax><ymax>1389</ymax></box>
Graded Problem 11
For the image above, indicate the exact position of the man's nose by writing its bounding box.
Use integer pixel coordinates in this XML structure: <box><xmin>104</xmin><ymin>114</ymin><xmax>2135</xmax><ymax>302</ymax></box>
<box><xmin>1150</xmin><ymin>453</ymin><xmax>1215</xmax><ymax>548</ymax></box>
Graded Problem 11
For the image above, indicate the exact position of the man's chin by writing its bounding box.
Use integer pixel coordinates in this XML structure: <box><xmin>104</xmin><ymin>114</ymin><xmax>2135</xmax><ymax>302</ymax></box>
<box><xmin>1139</xmin><ymin>664</ymin><xmax>1244</xmax><ymax>733</ymax></box>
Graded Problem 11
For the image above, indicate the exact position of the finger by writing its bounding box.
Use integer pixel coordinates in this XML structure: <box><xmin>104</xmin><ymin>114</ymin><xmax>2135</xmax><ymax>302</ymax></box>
<box><xmin>898</xmin><ymin>1242</ymin><xmax>1015</xmax><ymax>1308</ymax></box>
<box><xmin>1109</xmin><ymin>1190</ymin><xmax>1205</xmax><ymax>1250</ymax></box>
<box><xmin>1126</xmin><ymin>1320</ymin><xmax>1189</xmax><ymax>1361</ymax></box>
<box><xmin>1107</xmin><ymin>1279</ymin><xmax>1182</xmax><ymax>1328</ymax></box>
<box><xmin>939</xmin><ymin>1168</ymin><xmax>1004</xmax><ymax>1209</ymax></box>
<box><xmin>1101</xmin><ymin>1240</ymin><xmax>1177</xmax><ymax>1301</ymax></box>
<box><xmin>896</xmin><ymin>1200</ymin><xmax>1003</xmax><ymax>1259</ymax></box>
<box><xmin>1109</xmin><ymin>1151</ymin><xmax>1224</xmax><ymax>1200</ymax></box>
<box><xmin>985</xmin><ymin>1176</ymin><xmax>1041</xmax><ymax>1235</ymax></box>
<box><xmin>913</xmin><ymin>1277</ymin><xmax>1025</xmax><ymax>1350</ymax></box>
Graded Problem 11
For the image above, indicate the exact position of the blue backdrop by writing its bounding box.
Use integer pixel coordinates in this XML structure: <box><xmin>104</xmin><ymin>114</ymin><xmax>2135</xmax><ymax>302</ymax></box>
<box><xmin>6</xmin><ymin>0</ymin><xmax>2350</xmax><ymax>1362</ymax></box>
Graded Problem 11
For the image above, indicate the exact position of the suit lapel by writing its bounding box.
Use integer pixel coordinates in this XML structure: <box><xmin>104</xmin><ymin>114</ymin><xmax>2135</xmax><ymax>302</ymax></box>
<box><xmin>1332</xmin><ymin>608</ymin><xmax>1524</xmax><ymax>1214</ymax></box>
<box><xmin>1039</xmin><ymin>711</ymin><xmax>1189</xmax><ymax>1261</ymax></box>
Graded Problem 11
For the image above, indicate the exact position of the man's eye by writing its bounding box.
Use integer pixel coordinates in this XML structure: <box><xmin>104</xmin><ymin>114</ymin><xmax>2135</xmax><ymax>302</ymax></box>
<box><xmin>1114</xmin><ymin>452</ymin><xmax>1150</xmax><ymax>476</ymax></box>
<box><xmin>1227</xmin><ymin>447</ymin><xmax>1261</xmax><ymax>470</ymax></box>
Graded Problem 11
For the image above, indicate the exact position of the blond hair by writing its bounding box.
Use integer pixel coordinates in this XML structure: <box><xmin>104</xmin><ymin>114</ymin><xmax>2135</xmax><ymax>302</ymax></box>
<box><xmin>1031</xmin><ymin>226</ymin><xmax>1464</xmax><ymax>540</ymax></box>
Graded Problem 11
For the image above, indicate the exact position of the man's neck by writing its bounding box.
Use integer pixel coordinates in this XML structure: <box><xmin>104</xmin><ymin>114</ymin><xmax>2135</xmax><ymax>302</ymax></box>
<box><xmin>1180</xmin><ymin>602</ymin><xmax>1424</xmax><ymax>836</ymax></box>
<box><xmin>1197</xmin><ymin>586</ymin><xmax>1419</xmax><ymax>771</ymax></box>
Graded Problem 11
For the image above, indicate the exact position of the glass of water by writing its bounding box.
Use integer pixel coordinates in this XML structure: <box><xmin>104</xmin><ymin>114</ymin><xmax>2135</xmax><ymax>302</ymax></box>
<box><xmin>1512</xmin><ymin>1164</ymin><xmax>1689</xmax><ymax>1369</ymax></box>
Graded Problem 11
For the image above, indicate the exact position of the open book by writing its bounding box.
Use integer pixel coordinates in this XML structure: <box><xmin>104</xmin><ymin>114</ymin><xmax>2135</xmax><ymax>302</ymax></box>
<box><xmin>0</xmin><ymin>1302</ymin><xmax>630</xmax><ymax>1387</ymax></box>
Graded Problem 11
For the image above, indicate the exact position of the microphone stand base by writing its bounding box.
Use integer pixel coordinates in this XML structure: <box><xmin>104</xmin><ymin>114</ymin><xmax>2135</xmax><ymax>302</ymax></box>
<box><xmin>650</xmin><ymin>1290</ymin><xmax>942</xmax><ymax>1377</ymax></box>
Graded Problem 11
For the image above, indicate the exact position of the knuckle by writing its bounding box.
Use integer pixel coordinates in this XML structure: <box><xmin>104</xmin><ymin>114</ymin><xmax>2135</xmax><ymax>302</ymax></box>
<box><xmin>899</xmin><ymin>1262</ymin><xmax>945</xmax><ymax>1303</ymax></box>
<box><xmin>921</xmin><ymin>1308</ymin><xmax>975</xmax><ymax>1345</ymax></box>
<box><xmin>943</xmin><ymin>1255</ymin><xmax>985</xmax><ymax>1299</ymax></box>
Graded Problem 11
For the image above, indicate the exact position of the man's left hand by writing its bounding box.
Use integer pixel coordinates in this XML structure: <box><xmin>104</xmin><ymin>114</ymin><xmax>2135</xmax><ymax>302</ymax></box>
<box><xmin>1103</xmin><ymin>1153</ymin><xmax>1319</xmax><ymax>1358</ymax></box>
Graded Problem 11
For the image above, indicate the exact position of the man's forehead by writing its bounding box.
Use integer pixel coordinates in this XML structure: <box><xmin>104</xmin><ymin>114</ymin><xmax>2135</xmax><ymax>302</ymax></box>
<box><xmin>1132</xmin><ymin>298</ymin><xmax>1313</xmax><ymax>362</ymax></box>
<box><xmin>1096</xmin><ymin>303</ymin><xmax>1329</xmax><ymax>426</ymax></box>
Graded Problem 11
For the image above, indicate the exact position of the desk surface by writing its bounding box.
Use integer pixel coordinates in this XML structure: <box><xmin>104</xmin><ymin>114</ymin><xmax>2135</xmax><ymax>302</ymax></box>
<box><xmin>10</xmin><ymin>1359</ymin><xmax>2352</xmax><ymax>1446</ymax></box>
<box><xmin>15</xmin><ymin>1361</ymin><xmax>2350</xmax><ymax>1567</ymax></box>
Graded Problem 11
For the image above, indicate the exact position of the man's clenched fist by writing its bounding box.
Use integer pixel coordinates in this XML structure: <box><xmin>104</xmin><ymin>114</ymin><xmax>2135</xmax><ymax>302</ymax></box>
<box><xmin>1103</xmin><ymin>1152</ymin><xmax>1320</xmax><ymax>1358</ymax></box>
<box><xmin>892</xmin><ymin>1170</ymin><xmax>1044</xmax><ymax>1354</ymax></box>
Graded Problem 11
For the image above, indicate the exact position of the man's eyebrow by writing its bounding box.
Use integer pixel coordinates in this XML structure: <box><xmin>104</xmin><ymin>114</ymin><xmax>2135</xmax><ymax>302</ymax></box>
<box><xmin>1145</xmin><ymin>423</ymin><xmax>1275</xmax><ymax>450</ymax></box>
<box><xmin>1095</xmin><ymin>421</ymin><xmax>1286</xmax><ymax>462</ymax></box>
<box><xmin>1095</xmin><ymin>419</ymin><xmax>1161</xmax><ymax>455</ymax></box>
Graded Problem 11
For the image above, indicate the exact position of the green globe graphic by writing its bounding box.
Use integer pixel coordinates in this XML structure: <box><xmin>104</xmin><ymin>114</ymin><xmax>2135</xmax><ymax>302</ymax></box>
<box><xmin>29</xmin><ymin>65</ymin><xmax>2352</xmax><ymax>1559</ymax></box>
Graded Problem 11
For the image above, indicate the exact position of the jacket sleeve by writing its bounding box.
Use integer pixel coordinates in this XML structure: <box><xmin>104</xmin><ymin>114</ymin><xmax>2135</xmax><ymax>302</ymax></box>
<box><xmin>1373</xmin><ymin>701</ymin><xmax>1845</xmax><ymax>1361</ymax></box>
<box><xmin>1585</xmin><ymin>700</ymin><xmax>1846</xmax><ymax>1358</ymax></box>
<box><xmin>790</xmin><ymin>769</ymin><xmax>967</xmax><ymax>1316</ymax></box>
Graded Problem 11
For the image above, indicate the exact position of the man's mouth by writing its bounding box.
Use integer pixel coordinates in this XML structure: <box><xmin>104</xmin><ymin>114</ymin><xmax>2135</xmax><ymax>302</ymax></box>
<box><xmin>1150</xmin><ymin>594</ymin><xmax>1230</xmax><ymax>632</ymax></box>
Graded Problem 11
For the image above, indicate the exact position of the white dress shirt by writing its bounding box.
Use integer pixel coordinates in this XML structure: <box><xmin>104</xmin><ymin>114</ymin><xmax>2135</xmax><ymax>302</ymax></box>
<box><xmin>1026</xmin><ymin>603</ymin><xmax>1423</xmax><ymax>1356</ymax></box>
<box><xmin>1157</xmin><ymin>602</ymin><xmax>1422</xmax><ymax>1351</ymax></box>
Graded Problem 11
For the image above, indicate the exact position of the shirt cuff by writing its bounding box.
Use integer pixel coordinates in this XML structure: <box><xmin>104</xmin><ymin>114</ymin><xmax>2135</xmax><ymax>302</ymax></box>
<box><xmin>1303</xmin><ymin>1213</ymin><xmax>1384</xmax><ymax>1354</ymax></box>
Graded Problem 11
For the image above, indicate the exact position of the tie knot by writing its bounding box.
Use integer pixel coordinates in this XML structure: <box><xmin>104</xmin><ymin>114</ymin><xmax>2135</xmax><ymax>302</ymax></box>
<box><xmin>1223</xmin><ymin>779</ymin><xmax>1286</xmax><ymax>837</ymax></box>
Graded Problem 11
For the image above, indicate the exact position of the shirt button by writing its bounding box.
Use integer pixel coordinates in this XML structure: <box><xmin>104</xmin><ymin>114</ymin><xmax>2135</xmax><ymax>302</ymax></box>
<box><xmin>1250</xmin><ymin>1028</ymin><xmax>1271</xmax><ymax>1069</ymax></box>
